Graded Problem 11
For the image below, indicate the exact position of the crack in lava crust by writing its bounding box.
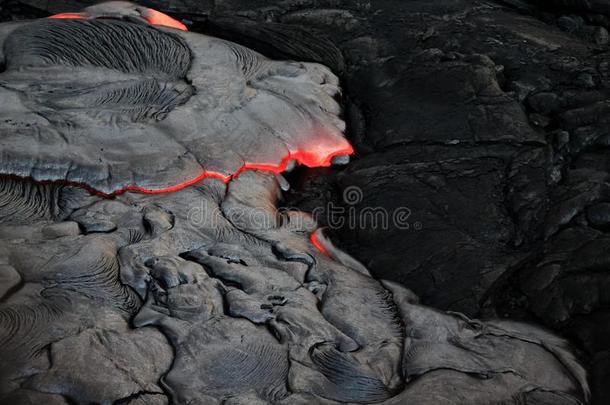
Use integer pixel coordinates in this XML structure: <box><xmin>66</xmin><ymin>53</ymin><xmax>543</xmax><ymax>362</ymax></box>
<box><xmin>2</xmin><ymin>145</ymin><xmax>354</xmax><ymax>198</ymax></box>
<box><xmin>108</xmin><ymin>144</ymin><xmax>355</xmax><ymax>197</ymax></box>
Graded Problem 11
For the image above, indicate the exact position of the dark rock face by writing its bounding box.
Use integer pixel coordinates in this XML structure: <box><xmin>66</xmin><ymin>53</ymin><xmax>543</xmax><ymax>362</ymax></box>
<box><xmin>0</xmin><ymin>0</ymin><xmax>608</xmax><ymax>404</ymax></box>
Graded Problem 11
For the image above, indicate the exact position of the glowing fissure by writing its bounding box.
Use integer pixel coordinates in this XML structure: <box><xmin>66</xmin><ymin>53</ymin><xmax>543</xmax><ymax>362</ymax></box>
<box><xmin>3</xmin><ymin>145</ymin><xmax>354</xmax><ymax>198</ymax></box>
<box><xmin>112</xmin><ymin>144</ymin><xmax>354</xmax><ymax>196</ymax></box>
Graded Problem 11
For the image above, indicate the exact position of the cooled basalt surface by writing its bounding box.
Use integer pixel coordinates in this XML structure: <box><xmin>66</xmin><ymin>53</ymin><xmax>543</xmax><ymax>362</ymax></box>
<box><xmin>0</xmin><ymin>173</ymin><xmax>589</xmax><ymax>404</ymax></box>
<box><xmin>0</xmin><ymin>1</ymin><xmax>603</xmax><ymax>404</ymax></box>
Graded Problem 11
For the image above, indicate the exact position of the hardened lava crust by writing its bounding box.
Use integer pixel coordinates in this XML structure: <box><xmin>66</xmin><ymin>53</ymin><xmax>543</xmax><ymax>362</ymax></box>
<box><xmin>0</xmin><ymin>10</ymin><xmax>352</xmax><ymax>195</ymax></box>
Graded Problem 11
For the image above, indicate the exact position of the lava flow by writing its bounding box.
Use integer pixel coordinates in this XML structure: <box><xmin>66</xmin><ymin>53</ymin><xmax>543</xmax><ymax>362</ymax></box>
<box><xmin>49</xmin><ymin>7</ymin><xmax>188</xmax><ymax>31</ymax></box>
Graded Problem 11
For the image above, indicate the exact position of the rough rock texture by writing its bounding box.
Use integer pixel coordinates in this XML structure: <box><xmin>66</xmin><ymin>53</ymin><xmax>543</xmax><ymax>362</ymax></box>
<box><xmin>0</xmin><ymin>0</ymin><xmax>608</xmax><ymax>404</ymax></box>
<box><xmin>0</xmin><ymin>172</ymin><xmax>588</xmax><ymax>404</ymax></box>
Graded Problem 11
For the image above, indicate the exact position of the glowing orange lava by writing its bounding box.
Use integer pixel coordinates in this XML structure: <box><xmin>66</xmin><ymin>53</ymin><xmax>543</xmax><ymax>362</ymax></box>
<box><xmin>49</xmin><ymin>8</ymin><xmax>188</xmax><ymax>31</ymax></box>
<box><xmin>310</xmin><ymin>231</ymin><xmax>330</xmax><ymax>256</ymax></box>
<box><xmin>47</xmin><ymin>12</ymin><xmax>87</xmax><ymax>19</ymax></box>
<box><xmin>139</xmin><ymin>8</ymin><xmax>187</xmax><ymax>31</ymax></box>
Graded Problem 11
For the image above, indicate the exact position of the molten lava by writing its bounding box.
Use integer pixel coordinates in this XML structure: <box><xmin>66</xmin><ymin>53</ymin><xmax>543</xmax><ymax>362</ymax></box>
<box><xmin>47</xmin><ymin>13</ymin><xmax>88</xmax><ymax>19</ymax></box>
<box><xmin>49</xmin><ymin>8</ymin><xmax>188</xmax><ymax>31</ymax></box>
<box><xmin>310</xmin><ymin>231</ymin><xmax>330</xmax><ymax>257</ymax></box>
<box><xmin>139</xmin><ymin>8</ymin><xmax>187</xmax><ymax>31</ymax></box>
